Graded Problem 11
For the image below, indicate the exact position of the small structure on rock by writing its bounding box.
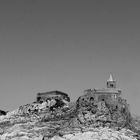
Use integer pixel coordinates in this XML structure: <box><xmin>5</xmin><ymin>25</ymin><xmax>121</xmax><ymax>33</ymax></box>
<box><xmin>37</xmin><ymin>90</ymin><xmax>70</xmax><ymax>103</ymax></box>
<box><xmin>36</xmin><ymin>90</ymin><xmax>70</xmax><ymax>112</ymax></box>
<box><xmin>78</xmin><ymin>74</ymin><xmax>123</xmax><ymax>107</ymax></box>
<box><xmin>90</xmin><ymin>74</ymin><xmax>121</xmax><ymax>102</ymax></box>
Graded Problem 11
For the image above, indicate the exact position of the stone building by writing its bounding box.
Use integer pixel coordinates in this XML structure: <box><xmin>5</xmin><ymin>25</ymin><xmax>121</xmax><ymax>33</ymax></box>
<box><xmin>77</xmin><ymin>74</ymin><xmax>131</xmax><ymax>127</ymax></box>
<box><xmin>36</xmin><ymin>90</ymin><xmax>70</xmax><ymax>103</ymax></box>
<box><xmin>77</xmin><ymin>74</ymin><xmax>123</xmax><ymax>107</ymax></box>
<box><xmin>84</xmin><ymin>74</ymin><xmax>121</xmax><ymax>102</ymax></box>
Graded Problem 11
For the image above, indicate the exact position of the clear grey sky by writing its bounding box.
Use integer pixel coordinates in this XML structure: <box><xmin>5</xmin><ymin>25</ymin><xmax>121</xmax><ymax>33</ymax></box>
<box><xmin>0</xmin><ymin>1</ymin><xmax>140</xmax><ymax>115</ymax></box>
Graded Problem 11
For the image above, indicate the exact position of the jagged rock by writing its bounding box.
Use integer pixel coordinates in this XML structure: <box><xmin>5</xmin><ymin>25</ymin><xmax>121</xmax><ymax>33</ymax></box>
<box><xmin>0</xmin><ymin>90</ymin><xmax>139</xmax><ymax>140</ymax></box>
<box><xmin>0</xmin><ymin>127</ymin><xmax>4</xmax><ymax>135</ymax></box>
<box><xmin>76</xmin><ymin>91</ymin><xmax>132</xmax><ymax>129</ymax></box>
<box><xmin>44</xmin><ymin>127</ymin><xmax>138</xmax><ymax>140</ymax></box>
<box><xmin>0</xmin><ymin>110</ymin><xmax>7</xmax><ymax>116</ymax></box>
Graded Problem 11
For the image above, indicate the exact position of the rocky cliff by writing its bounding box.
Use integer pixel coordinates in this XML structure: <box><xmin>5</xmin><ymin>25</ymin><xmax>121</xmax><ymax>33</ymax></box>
<box><xmin>0</xmin><ymin>92</ymin><xmax>139</xmax><ymax>140</ymax></box>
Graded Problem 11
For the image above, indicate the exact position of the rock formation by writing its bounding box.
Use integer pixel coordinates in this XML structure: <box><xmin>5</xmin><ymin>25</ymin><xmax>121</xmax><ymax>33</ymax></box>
<box><xmin>0</xmin><ymin>75</ymin><xmax>139</xmax><ymax>139</ymax></box>
<box><xmin>76</xmin><ymin>92</ymin><xmax>131</xmax><ymax>129</ymax></box>
<box><xmin>0</xmin><ymin>90</ymin><xmax>139</xmax><ymax>140</ymax></box>
<box><xmin>0</xmin><ymin>110</ymin><xmax>7</xmax><ymax>116</ymax></box>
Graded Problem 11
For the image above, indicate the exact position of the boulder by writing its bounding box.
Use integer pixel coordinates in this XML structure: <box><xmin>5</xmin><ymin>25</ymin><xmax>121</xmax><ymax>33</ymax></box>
<box><xmin>0</xmin><ymin>110</ymin><xmax>7</xmax><ymax>116</ymax></box>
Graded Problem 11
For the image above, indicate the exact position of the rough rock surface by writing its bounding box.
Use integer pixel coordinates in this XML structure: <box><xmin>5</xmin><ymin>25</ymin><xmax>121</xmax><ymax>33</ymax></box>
<box><xmin>0</xmin><ymin>93</ymin><xmax>139</xmax><ymax>140</ymax></box>
<box><xmin>76</xmin><ymin>91</ymin><xmax>132</xmax><ymax>128</ymax></box>
<box><xmin>47</xmin><ymin>128</ymin><xmax>138</xmax><ymax>140</ymax></box>
<box><xmin>0</xmin><ymin>110</ymin><xmax>7</xmax><ymax>116</ymax></box>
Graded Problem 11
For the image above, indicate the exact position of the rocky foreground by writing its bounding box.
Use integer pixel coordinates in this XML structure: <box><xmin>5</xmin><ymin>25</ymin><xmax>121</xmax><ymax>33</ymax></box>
<box><xmin>0</xmin><ymin>92</ymin><xmax>139</xmax><ymax>140</ymax></box>
<box><xmin>0</xmin><ymin>124</ymin><xmax>139</xmax><ymax>140</ymax></box>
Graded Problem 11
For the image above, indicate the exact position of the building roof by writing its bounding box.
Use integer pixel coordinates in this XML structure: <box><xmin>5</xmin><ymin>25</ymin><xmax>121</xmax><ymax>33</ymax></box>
<box><xmin>84</xmin><ymin>74</ymin><xmax>121</xmax><ymax>95</ymax></box>
<box><xmin>37</xmin><ymin>90</ymin><xmax>68</xmax><ymax>97</ymax></box>
<box><xmin>93</xmin><ymin>88</ymin><xmax>121</xmax><ymax>94</ymax></box>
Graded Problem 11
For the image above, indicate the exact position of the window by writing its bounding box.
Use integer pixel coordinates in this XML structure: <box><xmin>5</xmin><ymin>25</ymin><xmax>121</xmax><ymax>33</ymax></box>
<box><xmin>110</xmin><ymin>84</ymin><xmax>114</xmax><ymax>87</ymax></box>
<box><xmin>90</xmin><ymin>97</ymin><xmax>94</xmax><ymax>101</ymax></box>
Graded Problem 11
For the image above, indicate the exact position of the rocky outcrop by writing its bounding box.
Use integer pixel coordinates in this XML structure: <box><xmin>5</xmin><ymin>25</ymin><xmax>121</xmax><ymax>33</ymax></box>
<box><xmin>0</xmin><ymin>92</ymin><xmax>139</xmax><ymax>140</ymax></box>
<box><xmin>0</xmin><ymin>110</ymin><xmax>7</xmax><ymax>116</ymax></box>
<box><xmin>1</xmin><ymin>123</ymin><xmax>139</xmax><ymax>140</ymax></box>
<box><xmin>44</xmin><ymin>127</ymin><xmax>138</xmax><ymax>140</ymax></box>
<box><xmin>76</xmin><ymin>92</ymin><xmax>132</xmax><ymax>129</ymax></box>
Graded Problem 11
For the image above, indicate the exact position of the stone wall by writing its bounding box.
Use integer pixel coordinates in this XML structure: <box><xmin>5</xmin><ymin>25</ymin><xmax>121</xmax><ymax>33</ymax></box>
<box><xmin>37</xmin><ymin>91</ymin><xmax>70</xmax><ymax>103</ymax></box>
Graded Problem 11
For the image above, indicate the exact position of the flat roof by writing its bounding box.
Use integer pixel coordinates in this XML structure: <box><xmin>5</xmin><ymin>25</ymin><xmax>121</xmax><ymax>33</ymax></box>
<box><xmin>37</xmin><ymin>90</ymin><xmax>68</xmax><ymax>96</ymax></box>
<box><xmin>93</xmin><ymin>88</ymin><xmax>121</xmax><ymax>94</ymax></box>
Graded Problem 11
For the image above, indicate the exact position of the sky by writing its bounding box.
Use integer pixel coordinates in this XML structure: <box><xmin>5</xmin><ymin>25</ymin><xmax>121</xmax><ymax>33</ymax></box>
<box><xmin>0</xmin><ymin>0</ymin><xmax>140</xmax><ymax>115</ymax></box>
